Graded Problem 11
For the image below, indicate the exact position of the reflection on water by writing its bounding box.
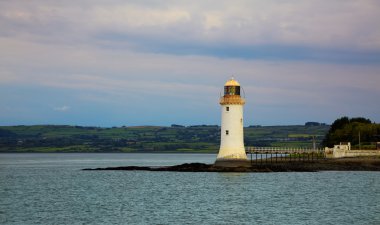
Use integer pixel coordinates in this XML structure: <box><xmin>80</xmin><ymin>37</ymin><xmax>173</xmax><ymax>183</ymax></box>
<box><xmin>219</xmin><ymin>172</ymin><xmax>248</xmax><ymax>179</ymax></box>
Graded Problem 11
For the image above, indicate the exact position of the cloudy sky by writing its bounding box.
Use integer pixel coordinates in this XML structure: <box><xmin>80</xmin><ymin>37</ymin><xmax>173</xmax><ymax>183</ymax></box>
<box><xmin>1</xmin><ymin>0</ymin><xmax>380</xmax><ymax>126</ymax></box>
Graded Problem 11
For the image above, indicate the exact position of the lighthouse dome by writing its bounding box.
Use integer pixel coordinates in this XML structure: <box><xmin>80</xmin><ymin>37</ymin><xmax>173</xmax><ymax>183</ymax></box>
<box><xmin>224</xmin><ymin>77</ymin><xmax>240</xmax><ymax>86</ymax></box>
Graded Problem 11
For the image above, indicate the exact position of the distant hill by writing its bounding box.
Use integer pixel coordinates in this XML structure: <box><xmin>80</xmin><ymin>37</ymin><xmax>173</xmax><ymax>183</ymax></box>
<box><xmin>0</xmin><ymin>124</ymin><xmax>330</xmax><ymax>153</ymax></box>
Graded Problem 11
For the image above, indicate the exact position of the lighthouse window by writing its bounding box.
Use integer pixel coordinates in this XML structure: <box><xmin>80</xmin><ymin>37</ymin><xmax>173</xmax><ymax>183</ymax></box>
<box><xmin>229</xmin><ymin>86</ymin><xmax>235</xmax><ymax>95</ymax></box>
<box><xmin>226</xmin><ymin>130</ymin><xmax>229</xmax><ymax>135</ymax></box>
<box><xmin>224</xmin><ymin>86</ymin><xmax>241</xmax><ymax>95</ymax></box>
<box><xmin>226</xmin><ymin>107</ymin><xmax>229</xmax><ymax>111</ymax></box>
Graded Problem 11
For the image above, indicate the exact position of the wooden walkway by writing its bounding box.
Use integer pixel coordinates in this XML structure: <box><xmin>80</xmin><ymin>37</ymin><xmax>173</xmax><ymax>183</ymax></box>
<box><xmin>245</xmin><ymin>147</ymin><xmax>325</xmax><ymax>165</ymax></box>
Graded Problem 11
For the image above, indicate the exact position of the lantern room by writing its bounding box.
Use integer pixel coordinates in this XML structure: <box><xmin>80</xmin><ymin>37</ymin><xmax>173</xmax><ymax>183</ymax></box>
<box><xmin>224</xmin><ymin>78</ymin><xmax>241</xmax><ymax>96</ymax></box>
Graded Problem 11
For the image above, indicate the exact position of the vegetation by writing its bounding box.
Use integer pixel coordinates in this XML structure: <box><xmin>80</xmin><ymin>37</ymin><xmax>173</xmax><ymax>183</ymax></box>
<box><xmin>322</xmin><ymin>117</ymin><xmax>380</xmax><ymax>149</ymax></box>
<box><xmin>0</xmin><ymin>124</ymin><xmax>330</xmax><ymax>153</ymax></box>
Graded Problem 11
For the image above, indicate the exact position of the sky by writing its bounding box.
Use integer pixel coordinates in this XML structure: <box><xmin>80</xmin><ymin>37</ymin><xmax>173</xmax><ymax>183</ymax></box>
<box><xmin>1</xmin><ymin>0</ymin><xmax>380</xmax><ymax>127</ymax></box>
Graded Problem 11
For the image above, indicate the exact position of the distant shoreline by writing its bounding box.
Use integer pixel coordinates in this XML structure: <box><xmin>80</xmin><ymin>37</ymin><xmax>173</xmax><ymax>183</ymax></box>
<box><xmin>0</xmin><ymin>125</ymin><xmax>329</xmax><ymax>153</ymax></box>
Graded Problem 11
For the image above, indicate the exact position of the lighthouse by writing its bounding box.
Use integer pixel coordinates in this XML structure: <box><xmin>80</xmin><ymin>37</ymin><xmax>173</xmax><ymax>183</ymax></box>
<box><xmin>215</xmin><ymin>77</ymin><xmax>249</xmax><ymax>167</ymax></box>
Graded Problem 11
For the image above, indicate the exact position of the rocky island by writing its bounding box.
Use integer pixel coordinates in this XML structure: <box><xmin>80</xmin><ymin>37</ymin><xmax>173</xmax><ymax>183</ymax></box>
<box><xmin>83</xmin><ymin>157</ymin><xmax>380</xmax><ymax>172</ymax></box>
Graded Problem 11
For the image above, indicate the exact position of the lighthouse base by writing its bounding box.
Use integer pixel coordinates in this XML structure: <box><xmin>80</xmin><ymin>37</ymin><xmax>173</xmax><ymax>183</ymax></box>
<box><xmin>214</xmin><ymin>159</ymin><xmax>250</xmax><ymax>168</ymax></box>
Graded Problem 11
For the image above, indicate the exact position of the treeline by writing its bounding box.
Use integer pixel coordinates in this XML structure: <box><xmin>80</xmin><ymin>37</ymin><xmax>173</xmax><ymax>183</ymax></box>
<box><xmin>3</xmin><ymin>118</ymin><xmax>378</xmax><ymax>151</ymax></box>
<box><xmin>0</xmin><ymin>124</ymin><xmax>329</xmax><ymax>153</ymax></box>
<box><xmin>322</xmin><ymin>117</ymin><xmax>380</xmax><ymax>149</ymax></box>
<box><xmin>0</xmin><ymin>125</ymin><xmax>221</xmax><ymax>152</ymax></box>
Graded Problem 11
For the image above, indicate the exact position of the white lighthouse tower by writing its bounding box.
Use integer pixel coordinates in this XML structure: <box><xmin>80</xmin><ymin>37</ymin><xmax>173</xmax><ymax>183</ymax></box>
<box><xmin>215</xmin><ymin>77</ymin><xmax>249</xmax><ymax>167</ymax></box>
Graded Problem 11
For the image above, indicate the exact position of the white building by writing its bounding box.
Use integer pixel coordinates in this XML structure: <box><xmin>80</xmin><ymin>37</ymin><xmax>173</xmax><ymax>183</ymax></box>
<box><xmin>325</xmin><ymin>142</ymin><xmax>380</xmax><ymax>158</ymax></box>
<box><xmin>215</xmin><ymin>78</ymin><xmax>249</xmax><ymax>167</ymax></box>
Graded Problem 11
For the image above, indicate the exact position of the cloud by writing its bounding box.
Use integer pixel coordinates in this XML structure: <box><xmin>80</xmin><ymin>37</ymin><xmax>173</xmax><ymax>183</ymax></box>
<box><xmin>0</xmin><ymin>0</ymin><xmax>379</xmax><ymax>62</ymax></box>
<box><xmin>53</xmin><ymin>106</ymin><xmax>70</xmax><ymax>112</ymax></box>
<box><xmin>91</xmin><ymin>5</ymin><xmax>191</xmax><ymax>28</ymax></box>
<box><xmin>0</xmin><ymin>0</ymin><xmax>380</xmax><ymax>125</ymax></box>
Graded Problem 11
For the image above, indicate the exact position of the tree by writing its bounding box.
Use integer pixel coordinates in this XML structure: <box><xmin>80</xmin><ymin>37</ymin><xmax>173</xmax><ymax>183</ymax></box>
<box><xmin>322</xmin><ymin>116</ymin><xmax>378</xmax><ymax>148</ymax></box>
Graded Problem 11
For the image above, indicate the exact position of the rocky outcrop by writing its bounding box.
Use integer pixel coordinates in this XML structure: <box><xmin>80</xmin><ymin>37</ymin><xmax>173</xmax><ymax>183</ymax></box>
<box><xmin>83</xmin><ymin>157</ymin><xmax>380</xmax><ymax>172</ymax></box>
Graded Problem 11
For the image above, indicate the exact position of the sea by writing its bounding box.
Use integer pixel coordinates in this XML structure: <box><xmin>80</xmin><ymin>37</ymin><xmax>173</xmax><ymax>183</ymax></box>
<box><xmin>1</xmin><ymin>153</ymin><xmax>379</xmax><ymax>225</ymax></box>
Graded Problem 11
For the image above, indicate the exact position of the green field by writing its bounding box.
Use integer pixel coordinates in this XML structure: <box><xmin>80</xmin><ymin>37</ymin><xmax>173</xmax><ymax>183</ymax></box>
<box><xmin>0</xmin><ymin>125</ymin><xmax>330</xmax><ymax>153</ymax></box>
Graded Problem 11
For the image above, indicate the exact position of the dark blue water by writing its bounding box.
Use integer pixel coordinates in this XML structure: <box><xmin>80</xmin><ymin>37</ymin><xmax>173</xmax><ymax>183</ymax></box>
<box><xmin>1</xmin><ymin>153</ymin><xmax>379</xmax><ymax>225</ymax></box>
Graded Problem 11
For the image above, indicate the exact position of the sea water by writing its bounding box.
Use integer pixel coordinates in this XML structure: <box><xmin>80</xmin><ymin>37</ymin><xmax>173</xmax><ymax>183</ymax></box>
<box><xmin>1</xmin><ymin>153</ymin><xmax>379</xmax><ymax>225</ymax></box>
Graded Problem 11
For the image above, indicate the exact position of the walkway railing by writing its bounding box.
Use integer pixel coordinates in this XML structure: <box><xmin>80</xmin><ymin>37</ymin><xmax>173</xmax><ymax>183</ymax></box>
<box><xmin>245</xmin><ymin>146</ymin><xmax>325</xmax><ymax>165</ymax></box>
<box><xmin>246</xmin><ymin>146</ymin><xmax>323</xmax><ymax>154</ymax></box>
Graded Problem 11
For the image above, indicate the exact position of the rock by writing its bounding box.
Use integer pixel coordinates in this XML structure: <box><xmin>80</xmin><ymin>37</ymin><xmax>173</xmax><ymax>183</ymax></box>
<box><xmin>82</xmin><ymin>157</ymin><xmax>380</xmax><ymax>172</ymax></box>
